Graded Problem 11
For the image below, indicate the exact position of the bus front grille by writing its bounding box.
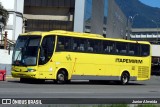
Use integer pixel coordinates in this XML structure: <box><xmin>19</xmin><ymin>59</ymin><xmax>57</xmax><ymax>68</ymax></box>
<box><xmin>138</xmin><ymin>66</ymin><xmax>149</xmax><ymax>78</ymax></box>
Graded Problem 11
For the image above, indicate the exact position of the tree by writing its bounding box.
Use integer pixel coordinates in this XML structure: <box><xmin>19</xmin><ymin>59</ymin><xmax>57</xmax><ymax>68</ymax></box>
<box><xmin>0</xmin><ymin>3</ymin><xmax>8</xmax><ymax>28</ymax></box>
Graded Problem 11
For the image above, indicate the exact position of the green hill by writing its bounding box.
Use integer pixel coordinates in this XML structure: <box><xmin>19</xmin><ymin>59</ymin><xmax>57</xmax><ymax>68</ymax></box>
<box><xmin>115</xmin><ymin>0</ymin><xmax>160</xmax><ymax>28</ymax></box>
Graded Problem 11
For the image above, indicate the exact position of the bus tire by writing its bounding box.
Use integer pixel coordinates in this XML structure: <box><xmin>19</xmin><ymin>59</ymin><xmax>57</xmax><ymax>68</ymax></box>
<box><xmin>120</xmin><ymin>72</ymin><xmax>130</xmax><ymax>85</ymax></box>
<box><xmin>56</xmin><ymin>70</ymin><xmax>67</xmax><ymax>84</ymax></box>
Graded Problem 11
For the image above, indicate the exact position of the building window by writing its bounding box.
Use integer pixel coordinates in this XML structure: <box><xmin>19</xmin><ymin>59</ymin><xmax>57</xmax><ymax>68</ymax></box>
<box><xmin>26</xmin><ymin>20</ymin><xmax>73</xmax><ymax>32</ymax></box>
<box><xmin>24</xmin><ymin>0</ymin><xmax>75</xmax><ymax>8</ymax></box>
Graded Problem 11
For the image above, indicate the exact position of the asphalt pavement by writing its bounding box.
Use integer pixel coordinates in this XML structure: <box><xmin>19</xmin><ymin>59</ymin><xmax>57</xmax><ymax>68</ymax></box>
<box><xmin>0</xmin><ymin>75</ymin><xmax>160</xmax><ymax>99</ymax></box>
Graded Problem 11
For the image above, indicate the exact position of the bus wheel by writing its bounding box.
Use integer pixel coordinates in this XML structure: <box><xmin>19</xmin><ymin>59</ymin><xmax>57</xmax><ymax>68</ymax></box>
<box><xmin>120</xmin><ymin>72</ymin><xmax>130</xmax><ymax>85</ymax></box>
<box><xmin>57</xmin><ymin>70</ymin><xmax>67</xmax><ymax>84</ymax></box>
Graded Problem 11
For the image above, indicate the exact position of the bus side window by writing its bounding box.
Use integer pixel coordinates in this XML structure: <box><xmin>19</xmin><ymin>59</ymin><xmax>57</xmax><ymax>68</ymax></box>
<box><xmin>116</xmin><ymin>49</ymin><xmax>119</xmax><ymax>53</ymax></box>
<box><xmin>87</xmin><ymin>39</ymin><xmax>94</xmax><ymax>52</ymax></box>
<box><xmin>120</xmin><ymin>50</ymin><xmax>126</xmax><ymax>54</ymax></box>
<box><xmin>105</xmin><ymin>46</ymin><xmax>113</xmax><ymax>53</ymax></box>
<box><xmin>64</xmin><ymin>37</ymin><xmax>72</xmax><ymax>51</ymax></box>
<box><xmin>128</xmin><ymin>43</ymin><xmax>140</xmax><ymax>56</ymax></box>
<box><xmin>39</xmin><ymin>36</ymin><xmax>55</xmax><ymax>65</ymax></box>
<box><xmin>129</xmin><ymin>51</ymin><xmax>134</xmax><ymax>55</ymax></box>
<box><xmin>115</xmin><ymin>42</ymin><xmax>127</xmax><ymax>55</ymax></box>
<box><xmin>141</xmin><ymin>44</ymin><xmax>150</xmax><ymax>56</ymax></box>
<box><xmin>77</xmin><ymin>38</ymin><xmax>87</xmax><ymax>52</ymax></box>
<box><xmin>57</xmin><ymin>37</ymin><xmax>65</xmax><ymax>51</ymax></box>
<box><xmin>56</xmin><ymin>36</ymin><xmax>72</xmax><ymax>51</ymax></box>
<box><xmin>94</xmin><ymin>40</ymin><xmax>102</xmax><ymax>53</ymax></box>
<box><xmin>79</xmin><ymin>44</ymin><xmax>85</xmax><ymax>51</ymax></box>
<box><xmin>73</xmin><ymin>43</ymin><xmax>77</xmax><ymax>51</ymax></box>
<box><xmin>129</xmin><ymin>43</ymin><xmax>135</xmax><ymax>56</ymax></box>
<box><xmin>58</xmin><ymin>43</ymin><xmax>64</xmax><ymax>50</ymax></box>
<box><xmin>103</xmin><ymin>40</ymin><xmax>115</xmax><ymax>54</ymax></box>
<box><xmin>134</xmin><ymin>45</ymin><xmax>140</xmax><ymax>56</ymax></box>
<box><xmin>72</xmin><ymin>38</ymin><xmax>78</xmax><ymax>51</ymax></box>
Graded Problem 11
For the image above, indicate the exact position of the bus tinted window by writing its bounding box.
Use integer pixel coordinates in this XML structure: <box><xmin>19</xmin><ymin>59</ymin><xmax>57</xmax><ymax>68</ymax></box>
<box><xmin>94</xmin><ymin>40</ymin><xmax>102</xmax><ymax>53</ymax></box>
<box><xmin>56</xmin><ymin>36</ymin><xmax>72</xmax><ymax>51</ymax></box>
<box><xmin>57</xmin><ymin>37</ymin><xmax>64</xmax><ymax>51</ymax></box>
<box><xmin>116</xmin><ymin>42</ymin><xmax>128</xmax><ymax>55</ymax></box>
<box><xmin>128</xmin><ymin>43</ymin><xmax>140</xmax><ymax>56</ymax></box>
<box><xmin>103</xmin><ymin>40</ymin><xmax>115</xmax><ymax>54</ymax></box>
<box><xmin>55</xmin><ymin>35</ymin><xmax>150</xmax><ymax>57</ymax></box>
<box><xmin>141</xmin><ymin>44</ymin><xmax>150</xmax><ymax>56</ymax></box>
<box><xmin>72</xmin><ymin>37</ymin><xmax>87</xmax><ymax>52</ymax></box>
<box><xmin>87</xmin><ymin>39</ymin><xmax>94</xmax><ymax>52</ymax></box>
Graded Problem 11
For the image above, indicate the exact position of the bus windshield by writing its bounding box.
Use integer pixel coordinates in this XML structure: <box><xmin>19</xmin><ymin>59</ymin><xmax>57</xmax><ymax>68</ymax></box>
<box><xmin>12</xmin><ymin>36</ymin><xmax>41</xmax><ymax>66</ymax></box>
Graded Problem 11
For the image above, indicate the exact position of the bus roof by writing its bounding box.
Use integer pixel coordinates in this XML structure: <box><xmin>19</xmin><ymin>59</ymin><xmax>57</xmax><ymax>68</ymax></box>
<box><xmin>21</xmin><ymin>30</ymin><xmax>103</xmax><ymax>38</ymax></box>
<box><xmin>50</xmin><ymin>30</ymin><xmax>104</xmax><ymax>38</ymax></box>
<box><xmin>20</xmin><ymin>30</ymin><xmax>150</xmax><ymax>45</ymax></box>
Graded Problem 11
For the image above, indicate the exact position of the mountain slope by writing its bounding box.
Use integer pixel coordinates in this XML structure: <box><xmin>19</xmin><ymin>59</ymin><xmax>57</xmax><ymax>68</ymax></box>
<box><xmin>115</xmin><ymin>0</ymin><xmax>160</xmax><ymax>28</ymax></box>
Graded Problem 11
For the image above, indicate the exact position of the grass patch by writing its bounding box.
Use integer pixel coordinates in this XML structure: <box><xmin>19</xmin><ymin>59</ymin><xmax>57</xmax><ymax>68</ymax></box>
<box><xmin>137</xmin><ymin>104</ymin><xmax>157</xmax><ymax>107</ymax></box>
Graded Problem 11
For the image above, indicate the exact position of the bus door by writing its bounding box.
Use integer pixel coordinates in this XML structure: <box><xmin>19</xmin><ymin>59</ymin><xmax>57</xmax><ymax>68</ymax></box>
<box><xmin>38</xmin><ymin>35</ymin><xmax>55</xmax><ymax>79</ymax></box>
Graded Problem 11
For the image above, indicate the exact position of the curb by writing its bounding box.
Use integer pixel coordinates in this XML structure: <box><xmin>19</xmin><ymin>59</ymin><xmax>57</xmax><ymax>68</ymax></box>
<box><xmin>6</xmin><ymin>75</ymin><xmax>14</xmax><ymax>79</ymax></box>
<box><xmin>0</xmin><ymin>75</ymin><xmax>19</xmax><ymax>81</ymax></box>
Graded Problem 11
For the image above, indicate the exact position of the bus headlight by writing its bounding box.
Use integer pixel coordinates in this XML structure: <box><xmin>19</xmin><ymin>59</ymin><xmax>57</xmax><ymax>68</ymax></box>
<box><xmin>27</xmin><ymin>68</ymin><xmax>36</xmax><ymax>72</ymax></box>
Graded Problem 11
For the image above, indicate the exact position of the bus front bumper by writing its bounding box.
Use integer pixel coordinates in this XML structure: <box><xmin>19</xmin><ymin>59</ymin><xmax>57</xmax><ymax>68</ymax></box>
<box><xmin>11</xmin><ymin>71</ymin><xmax>37</xmax><ymax>79</ymax></box>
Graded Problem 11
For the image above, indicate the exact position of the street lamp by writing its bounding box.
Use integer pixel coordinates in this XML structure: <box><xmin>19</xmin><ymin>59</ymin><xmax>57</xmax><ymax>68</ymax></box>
<box><xmin>151</xmin><ymin>20</ymin><xmax>159</xmax><ymax>43</ymax></box>
<box><xmin>126</xmin><ymin>16</ymin><xmax>131</xmax><ymax>40</ymax></box>
<box><xmin>126</xmin><ymin>14</ymin><xmax>138</xmax><ymax>40</ymax></box>
<box><xmin>130</xmin><ymin>14</ymin><xmax>139</xmax><ymax>27</ymax></box>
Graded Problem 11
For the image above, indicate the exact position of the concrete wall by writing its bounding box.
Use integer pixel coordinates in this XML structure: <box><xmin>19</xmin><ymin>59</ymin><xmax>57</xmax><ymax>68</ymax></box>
<box><xmin>90</xmin><ymin>0</ymin><xmax>104</xmax><ymax>35</ymax></box>
<box><xmin>74</xmin><ymin>0</ymin><xmax>105</xmax><ymax>35</ymax></box>
<box><xmin>74</xmin><ymin>0</ymin><xmax>85</xmax><ymax>32</ymax></box>
<box><xmin>106</xmin><ymin>0</ymin><xmax>127</xmax><ymax>39</ymax></box>
<box><xmin>0</xmin><ymin>49</ymin><xmax>13</xmax><ymax>75</ymax></box>
<box><xmin>74</xmin><ymin>0</ymin><xmax>127</xmax><ymax>38</ymax></box>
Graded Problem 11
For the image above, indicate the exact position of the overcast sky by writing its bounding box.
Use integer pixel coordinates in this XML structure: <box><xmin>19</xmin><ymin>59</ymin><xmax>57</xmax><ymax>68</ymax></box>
<box><xmin>139</xmin><ymin>0</ymin><xmax>160</xmax><ymax>8</ymax></box>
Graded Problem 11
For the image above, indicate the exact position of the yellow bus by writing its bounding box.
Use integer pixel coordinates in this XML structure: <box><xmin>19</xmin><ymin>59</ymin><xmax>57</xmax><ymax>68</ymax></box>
<box><xmin>11</xmin><ymin>30</ymin><xmax>151</xmax><ymax>85</ymax></box>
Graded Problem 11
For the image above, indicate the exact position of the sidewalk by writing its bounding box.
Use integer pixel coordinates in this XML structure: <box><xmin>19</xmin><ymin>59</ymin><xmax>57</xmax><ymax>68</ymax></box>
<box><xmin>4</xmin><ymin>75</ymin><xmax>19</xmax><ymax>81</ymax></box>
<box><xmin>6</xmin><ymin>75</ymin><xmax>13</xmax><ymax>79</ymax></box>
